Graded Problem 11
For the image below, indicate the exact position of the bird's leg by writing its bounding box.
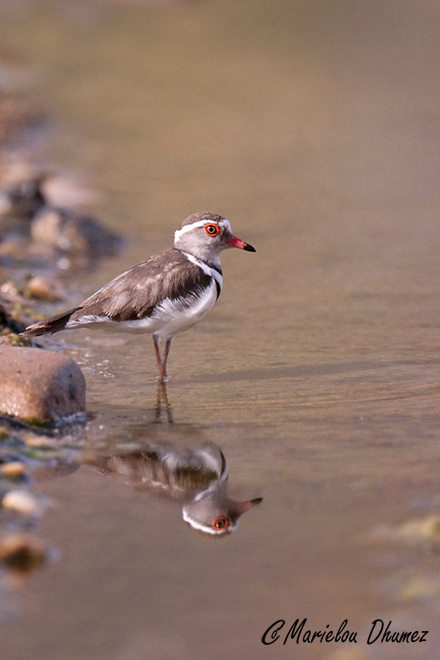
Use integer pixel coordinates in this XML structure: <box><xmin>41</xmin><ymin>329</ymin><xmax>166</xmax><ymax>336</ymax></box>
<box><xmin>153</xmin><ymin>335</ymin><xmax>165</xmax><ymax>384</ymax></box>
<box><xmin>161</xmin><ymin>338</ymin><xmax>173</xmax><ymax>382</ymax></box>
<box><xmin>152</xmin><ymin>335</ymin><xmax>173</xmax><ymax>384</ymax></box>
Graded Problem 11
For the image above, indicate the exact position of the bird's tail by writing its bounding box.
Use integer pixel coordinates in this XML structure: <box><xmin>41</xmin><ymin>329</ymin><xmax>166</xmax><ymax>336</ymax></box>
<box><xmin>21</xmin><ymin>307</ymin><xmax>80</xmax><ymax>337</ymax></box>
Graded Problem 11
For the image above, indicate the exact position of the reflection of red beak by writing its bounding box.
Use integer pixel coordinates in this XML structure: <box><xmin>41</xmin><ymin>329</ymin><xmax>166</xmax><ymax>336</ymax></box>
<box><xmin>234</xmin><ymin>497</ymin><xmax>263</xmax><ymax>514</ymax></box>
<box><xmin>228</xmin><ymin>235</ymin><xmax>256</xmax><ymax>252</ymax></box>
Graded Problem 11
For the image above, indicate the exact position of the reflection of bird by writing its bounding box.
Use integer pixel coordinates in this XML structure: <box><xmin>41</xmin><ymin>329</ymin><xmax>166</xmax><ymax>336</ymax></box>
<box><xmin>22</xmin><ymin>212</ymin><xmax>255</xmax><ymax>383</ymax></box>
<box><xmin>88</xmin><ymin>441</ymin><xmax>262</xmax><ymax>536</ymax></box>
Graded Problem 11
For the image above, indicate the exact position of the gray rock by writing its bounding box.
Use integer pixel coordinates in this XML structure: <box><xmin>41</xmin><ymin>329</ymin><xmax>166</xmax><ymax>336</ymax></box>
<box><xmin>0</xmin><ymin>302</ymin><xmax>26</xmax><ymax>334</ymax></box>
<box><xmin>1</xmin><ymin>178</ymin><xmax>46</xmax><ymax>219</ymax></box>
<box><xmin>0</xmin><ymin>345</ymin><xmax>86</xmax><ymax>424</ymax></box>
<box><xmin>31</xmin><ymin>207</ymin><xmax>123</xmax><ymax>256</ymax></box>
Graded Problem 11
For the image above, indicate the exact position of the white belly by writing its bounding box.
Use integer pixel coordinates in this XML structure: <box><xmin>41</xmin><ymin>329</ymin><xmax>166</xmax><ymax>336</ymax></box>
<box><xmin>67</xmin><ymin>280</ymin><xmax>218</xmax><ymax>341</ymax></box>
<box><xmin>146</xmin><ymin>280</ymin><xmax>218</xmax><ymax>340</ymax></box>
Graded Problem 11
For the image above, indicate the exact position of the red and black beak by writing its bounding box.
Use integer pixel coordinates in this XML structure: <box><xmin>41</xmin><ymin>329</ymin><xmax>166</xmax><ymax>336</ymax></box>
<box><xmin>233</xmin><ymin>497</ymin><xmax>263</xmax><ymax>515</ymax></box>
<box><xmin>227</xmin><ymin>235</ymin><xmax>256</xmax><ymax>252</ymax></box>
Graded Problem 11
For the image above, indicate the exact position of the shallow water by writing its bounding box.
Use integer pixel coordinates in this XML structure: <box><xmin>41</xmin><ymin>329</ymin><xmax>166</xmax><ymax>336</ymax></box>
<box><xmin>1</xmin><ymin>0</ymin><xmax>440</xmax><ymax>658</ymax></box>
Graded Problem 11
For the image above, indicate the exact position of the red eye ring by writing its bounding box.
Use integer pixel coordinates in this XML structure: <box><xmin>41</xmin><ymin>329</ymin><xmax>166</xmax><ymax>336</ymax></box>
<box><xmin>212</xmin><ymin>516</ymin><xmax>229</xmax><ymax>530</ymax></box>
<box><xmin>204</xmin><ymin>224</ymin><xmax>220</xmax><ymax>237</ymax></box>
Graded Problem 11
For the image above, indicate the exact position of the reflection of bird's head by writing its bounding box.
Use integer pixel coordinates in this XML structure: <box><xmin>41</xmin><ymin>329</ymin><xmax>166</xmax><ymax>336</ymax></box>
<box><xmin>183</xmin><ymin>488</ymin><xmax>263</xmax><ymax>537</ymax></box>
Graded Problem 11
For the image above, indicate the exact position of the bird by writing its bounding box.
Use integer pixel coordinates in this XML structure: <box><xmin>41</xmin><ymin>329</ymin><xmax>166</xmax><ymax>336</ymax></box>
<box><xmin>22</xmin><ymin>212</ymin><xmax>256</xmax><ymax>383</ymax></box>
<box><xmin>87</xmin><ymin>440</ymin><xmax>262</xmax><ymax>536</ymax></box>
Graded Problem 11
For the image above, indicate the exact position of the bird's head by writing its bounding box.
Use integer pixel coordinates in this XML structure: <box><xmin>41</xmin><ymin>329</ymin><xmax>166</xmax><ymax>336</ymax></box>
<box><xmin>174</xmin><ymin>212</ymin><xmax>255</xmax><ymax>264</ymax></box>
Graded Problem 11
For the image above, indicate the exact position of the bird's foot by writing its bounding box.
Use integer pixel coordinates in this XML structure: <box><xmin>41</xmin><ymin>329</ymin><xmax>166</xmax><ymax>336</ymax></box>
<box><xmin>155</xmin><ymin>373</ymin><xmax>170</xmax><ymax>385</ymax></box>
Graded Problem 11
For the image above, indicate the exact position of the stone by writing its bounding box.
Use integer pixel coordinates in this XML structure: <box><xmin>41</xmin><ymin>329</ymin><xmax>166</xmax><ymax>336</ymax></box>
<box><xmin>0</xmin><ymin>302</ymin><xmax>26</xmax><ymax>334</ymax></box>
<box><xmin>42</xmin><ymin>174</ymin><xmax>100</xmax><ymax>209</ymax></box>
<box><xmin>24</xmin><ymin>275</ymin><xmax>65</xmax><ymax>302</ymax></box>
<box><xmin>2</xmin><ymin>489</ymin><xmax>39</xmax><ymax>516</ymax></box>
<box><xmin>0</xmin><ymin>533</ymin><xmax>47</xmax><ymax>572</ymax></box>
<box><xmin>0</xmin><ymin>333</ymin><xmax>30</xmax><ymax>347</ymax></box>
<box><xmin>0</xmin><ymin>461</ymin><xmax>26</xmax><ymax>479</ymax></box>
<box><xmin>31</xmin><ymin>207</ymin><xmax>123</xmax><ymax>256</ymax></box>
<box><xmin>0</xmin><ymin>345</ymin><xmax>86</xmax><ymax>424</ymax></box>
<box><xmin>1</xmin><ymin>177</ymin><xmax>45</xmax><ymax>219</ymax></box>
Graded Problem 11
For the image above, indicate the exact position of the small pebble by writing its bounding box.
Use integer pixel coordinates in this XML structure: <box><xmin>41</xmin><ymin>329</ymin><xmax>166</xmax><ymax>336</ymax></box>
<box><xmin>0</xmin><ymin>281</ymin><xmax>19</xmax><ymax>297</ymax></box>
<box><xmin>24</xmin><ymin>275</ymin><xmax>65</xmax><ymax>302</ymax></box>
<box><xmin>0</xmin><ymin>236</ymin><xmax>27</xmax><ymax>258</ymax></box>
<box><xmin>399</xmin><ymin>514</ymin><xmax>440</xmax><ymax>544</ymax></box>
<box><xmin>330</xmin><ymin>651</ymin><xmax>368</xmax><ymax>660</ymax></box>
<box><xmin>0</xmin><ymin>533</ymin><xmax>47</xmax><ymax>572</ymax></box>
<box><xmin>2</xmin><ymin>489</ymin><xmax>39</xmax><ymax>516</ymax></box>
<box><xmin>23</xmin><ymin>434</ymin><xmax>55</xmax><ymax>448</ymax></box>
<box><xmin>0</xmin><ymin>332</ymin><xmax>29</xmax><ymax>347</ymax></box>
<box><xmin>0</xmin><ymin>461</ymin><xmax>26</xmax><ymax>479</ymax></box>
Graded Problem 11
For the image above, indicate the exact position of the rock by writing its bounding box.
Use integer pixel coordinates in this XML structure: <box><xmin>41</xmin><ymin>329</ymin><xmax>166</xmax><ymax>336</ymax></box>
<box><xmin>31</xmin><ymin>206</ymin><xmax>122</xmax><ymax>256</ymax></box>
<box><xmin>24</xmin><ymin>275</ymin><xmax>65</xmax><ymax>302</ymax></box>
<box><xmin>330</xmin><ymin>651</ymin><xmax>368</xmax><ymax>660</ymax></box>
<box><xmin>0</xmin><ymin>461</ymin><xmax>26</xmax><ymax>479</ymax></box>
<box><xmin>0</xmin><ymin>333</ymin><xmax>30</xmax><ymax>347</ymax></box>
<box><xmin>0</xmin><ymin>301</ymin><xmax>26</xmax><ymax>334</ymax></box>
<box><xmin>0</xmin><ymin>345</ymin><xmax>86</xmax><ymax>424</ymax></box>
<box><xmin>0</xmin><ymin>177</ymin><xmax>46</xmax><ymax>219</ymax></box>
<box><xmin>42</xmin><ymin>174</ymin><xmax>100</xmax><ymax>209</ymax></box>
<box><xmin>0</xmin><ymin>235</ymin><xmax>28</xmax><ymax>259</ymax></box>
<box><xmin>0</xmin><ymin>533</ymin><xmax>47</xmax><ymax>573</ymax></box>
<box><xmin>2</xmin><ymin>489</ymin><xmax>39</xmax><ymax>516</ymax></box>
<box><xmin>22</xmin><ymin>434</ymin><xmax>56</xmax><ymax>448</ymax></box>
<box><xmin>399</xmin><ymin>513</ymin><xmax>440</xmax><ymax>545</ymax></box>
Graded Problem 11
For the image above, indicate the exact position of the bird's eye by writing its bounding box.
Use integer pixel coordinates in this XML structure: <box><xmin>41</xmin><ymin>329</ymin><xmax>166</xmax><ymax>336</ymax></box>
<box><xmin>212</xmin><ymin>516</ymin><xmax>229</xmax><ymax>530</ymax></box>
<box><xmin>204</xmin><ymin>224</ymin><xmax>220</xmax><ymax>236</ymax></box>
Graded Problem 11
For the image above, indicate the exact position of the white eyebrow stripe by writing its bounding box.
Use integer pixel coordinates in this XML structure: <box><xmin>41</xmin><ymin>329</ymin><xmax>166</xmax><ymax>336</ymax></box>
<box><xmin>174</xmin><ymin>220</ymin><xmax>207</xmax><ymax>242</ymax></box>
<box><xmin>182</xmin><ymin>510</ymin><xmax>238</xmax><ymax>534</ymax></box>
<box><xmin>174</xmin><ymin>218</ymin><xmax>231</xmax><ymax>243</ymax></box>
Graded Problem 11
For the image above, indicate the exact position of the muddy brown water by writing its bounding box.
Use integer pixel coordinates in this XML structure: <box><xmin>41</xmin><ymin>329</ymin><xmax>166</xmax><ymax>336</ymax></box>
<box><xmin>1</xmin><ymin>1</ymin><xmax>440</xmax><ymax>658</ymax></box>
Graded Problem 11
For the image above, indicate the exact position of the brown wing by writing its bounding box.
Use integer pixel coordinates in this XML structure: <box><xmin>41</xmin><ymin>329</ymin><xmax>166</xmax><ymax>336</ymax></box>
<box><xmin>70</xmin><ymin>248</ymin><xmax>212</xmax><ymax>322</ymax></box>
<box><xmin>23</xmin><ymin>249</ymin><xmax>212</xmax><ymax>337</ymax></box>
